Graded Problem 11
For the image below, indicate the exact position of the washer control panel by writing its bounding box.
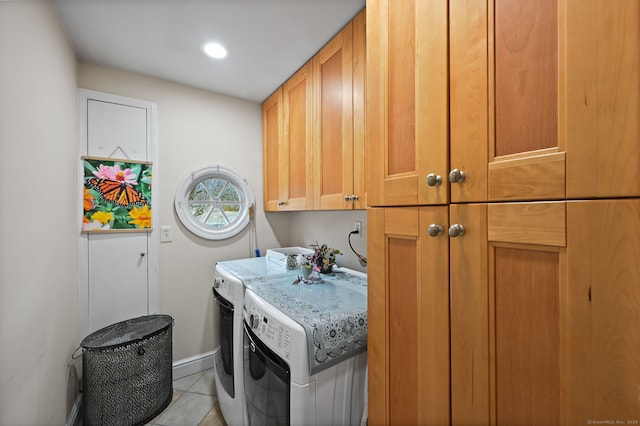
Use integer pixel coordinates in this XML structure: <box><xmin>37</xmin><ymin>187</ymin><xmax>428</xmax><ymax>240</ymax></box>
<box><xmin>244</xmin><ymin>293</ymin><xmax>293</xmax><ymax>360</ymax></box>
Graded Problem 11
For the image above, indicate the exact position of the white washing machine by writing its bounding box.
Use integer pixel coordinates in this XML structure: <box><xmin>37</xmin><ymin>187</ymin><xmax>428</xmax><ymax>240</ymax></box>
<box><xmin>242</xmin><ymin>269</ymin><xmax>368</xmax><ymax>426</ymax></box>
<box><xmin>212</xmin><ymin>257</ymin><xmax>299</xmax><ymax>426</ymax></box>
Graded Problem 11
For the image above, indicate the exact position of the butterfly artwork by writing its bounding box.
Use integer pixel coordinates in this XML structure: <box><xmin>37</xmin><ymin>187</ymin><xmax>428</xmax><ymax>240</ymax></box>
<box><xmin>86</xmin><ymin>177</ymin><xmax>148</xmax><ymax>208</ymax></box>
<box><xmin>82</xmin><ymin>156</ymin><xmax>152</xmax><ymax>232</ymax></box>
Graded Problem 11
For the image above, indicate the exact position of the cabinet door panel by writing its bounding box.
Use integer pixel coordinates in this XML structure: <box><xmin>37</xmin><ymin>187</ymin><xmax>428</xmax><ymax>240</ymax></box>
<box><xmin>565</xmin><ymin>199</ymin><xmax>640</xmax><ymax>423</ymax></box>
<box><xmin>449</xmin><ymin>0</ymin><xmax>489</xmax><ymax>203</ymax></box>
<box><xmin>367</xmin><ymin>0</ymin><xmax>448</xmax><ymax>206</ymax></box>
<box><xmin>368</xmin><ymin>206</ymin><xmax>450</xmax><ymax>425</ymax></box>
<box><xmin>314</xmin><ymin>20</ymin><xmax>354</xmax><ymax>209</ymax></box>
<box><xmin>283</xmin><ymin>62</ymin><xmax>313</xmax><ymax>210</ymax></box>
<box><xmin>565</xmin><ymin>0</ymin><xmax>640</xmax><ymax>198</ymax></box>
<box><xmin>262</xmin><ymin>89</ymin><xmax>284</xmax><ymax>211</ymax></box>
<box><xmin>450</xmin><ymin>203</ymin><xmax>489</xmax><ymax>425</ymax></box>
<box><xmin>352</xmin><ymin>9</ymin><xmax>367</xmax><ymax>209</ymax></box>
<box><xmin>494</xmin><ymin>247</ymin><xmax>561</xmax><ymax>425</ymax></box>
<box><xmin>452</xmin><ymin>0</ymin><xmax>640</xmax><ymax>202</ymax></box>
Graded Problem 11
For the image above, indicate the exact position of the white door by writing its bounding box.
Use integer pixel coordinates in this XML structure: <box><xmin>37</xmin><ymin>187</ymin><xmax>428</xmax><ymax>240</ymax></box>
<box><xmin>78</xmin><ymin>90</ymin><xmax>158</xmax><ymax>336</ymax></box>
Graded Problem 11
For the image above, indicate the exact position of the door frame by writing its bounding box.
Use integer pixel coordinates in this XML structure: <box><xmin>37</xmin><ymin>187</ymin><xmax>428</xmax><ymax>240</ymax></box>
<box><xmin>76</xmin><ymin>88</ymin><xmax>159</xmax><ymax>339</ymax></box>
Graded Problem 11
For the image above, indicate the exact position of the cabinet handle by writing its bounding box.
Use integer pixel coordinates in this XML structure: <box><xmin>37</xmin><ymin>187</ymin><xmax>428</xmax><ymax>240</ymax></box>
<box><xmin>448</xmin><ymin>224</ymin><xmax>465</xmax><ymax>237</ymax></box>
<box><xmin>344</xmin><ymin>195</ymin><xmax>359</xmax><ymax>202</ymax></box>
<box><xmin>426</xmin><ymin>173</ymin><xmax>442</xmax><ymax>187</ymax></box>
<box><xmin>448</xmin><ymin>168</ymin><xmax>466</xmax><ymax>183</ymax></box>
<box><xmin>427</xmin><ymin>224</ymin><xmax>444</xmax><ymax>237</ymax></box>
<box><xmin>277</xmin><ymin>201</ymin><xmax>287</xmax><ymax>206</ymax></box>
<box><xmin>344</xmin><ymin>195</ymin><xmax>352</xmax><ymax>201</ymax></box>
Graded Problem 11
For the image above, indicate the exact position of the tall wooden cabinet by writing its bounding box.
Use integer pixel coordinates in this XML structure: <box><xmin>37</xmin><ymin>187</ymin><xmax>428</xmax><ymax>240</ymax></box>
<box><xmin>366</xmin><ymin>0</ymin><xmax>640</xmax><ymax>424</ymax></box>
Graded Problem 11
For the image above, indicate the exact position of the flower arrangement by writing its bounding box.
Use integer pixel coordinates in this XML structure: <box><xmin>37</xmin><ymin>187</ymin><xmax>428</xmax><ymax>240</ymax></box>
<box><xmin>305</xmin><ymin>242</ymin><xmax>342</xmax><ymax>274</ymax></box>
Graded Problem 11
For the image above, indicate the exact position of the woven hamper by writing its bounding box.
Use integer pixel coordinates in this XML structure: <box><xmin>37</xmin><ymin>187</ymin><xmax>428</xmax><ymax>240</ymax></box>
<box><xmin>81</xmin><ymin>315</ymin><xmax>174</xmax><ymax>426</ymax></box>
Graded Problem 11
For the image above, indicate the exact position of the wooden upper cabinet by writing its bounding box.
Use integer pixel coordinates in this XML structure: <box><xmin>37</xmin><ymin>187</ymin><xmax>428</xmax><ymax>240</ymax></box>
<box><xmin>367</xmin><ymin>0</ymin><xmax>449</xmax><ymax>207</ymax></box>
<box><xmin>262</xmin><ymin>63</ymin><xmax>314</xmax><ymax>211</ymax></box>
<box><xmin>262</xmin><ymin>88</ymin><xmax>284</xmax><ymax>211</ymax></box>
<box><xmin>450</xmin><ymin>200</ymin><xmax>640</xmax><ymax>424</ymax></box>
<box><xmin>450</xmin><ymin>0</ymin><xmax>640</xmax><ymax>203</ymax></box>
<box><xmin>313</xmin><ymin>9</ymin><xmax>366</xmax><ymax>210</ymax></box>
<box><xmin>283</xmin><ymin>62</ymin><xmax>314</xmax><ymax>210</ymax></box>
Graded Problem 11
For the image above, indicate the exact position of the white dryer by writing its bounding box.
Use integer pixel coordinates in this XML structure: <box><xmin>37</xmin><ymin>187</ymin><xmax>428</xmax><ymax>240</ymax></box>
<box><xmin>213</xmin><ymin>257</ymin><xmax>297</xmax><ymax>426</ymax></box>
<box><xmin>242</xmin><ymin>269</ymin><xmax>368</xmax><ymax>426</ymax></box>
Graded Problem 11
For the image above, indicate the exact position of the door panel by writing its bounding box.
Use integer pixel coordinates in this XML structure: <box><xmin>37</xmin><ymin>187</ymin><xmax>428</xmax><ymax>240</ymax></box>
<box><xmin>366</xmin><ymin>0</ymin><xmax>448</xmax><ymax>206</ymax></box>
<box><xmin>450</xmin><ymin>203</ymin><xmax>489</xmax><ymax>425</ymax></box>
<box><xmin>494</xmin><ymin>247</ymin><xmax>561</xmax><ymax>425</ymax></box>
<box><xmin>88</xmin><ymin>233</ymin><xmax>148</xmax><ymax>332</ymax></box>
<box><xmin>262</xmin><ymin>89</ymin><xmax>284</xmax><ymax>211</ymax></box>
<box><xmin>367</xmin><ymin>206</ymin><xmax>450</xmax><ymax>425</ymax></box>
<box><xmin>565</xmin><ymin>199</ymin><xmax>640</xmax><ymax>423</ymax></box>
<box><xmin>283</xmin><ymin>63</ymin><xmax>313</xmax><ymax>210</ymax></box>
<box><xmin>87</xmin><ymin>99</ymin><xmax>147</xmax><ymax>159</ymax></box>
<box><xmin>313</xmin><ymin>21</ymin><xmax>354</xmax><ymax>209</ymax></box>
<box><xmin>82</xmin><ymin>94</ymin><xmax>153</xmax><ymax>335</ymax></box>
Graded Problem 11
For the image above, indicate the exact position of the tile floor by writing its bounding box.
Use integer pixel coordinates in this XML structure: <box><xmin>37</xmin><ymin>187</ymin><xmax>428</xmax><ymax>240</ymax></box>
<box><xmin>146</xmin><ymin>369</ymin><xmax>227</xmax><ymax>426</ymax></box>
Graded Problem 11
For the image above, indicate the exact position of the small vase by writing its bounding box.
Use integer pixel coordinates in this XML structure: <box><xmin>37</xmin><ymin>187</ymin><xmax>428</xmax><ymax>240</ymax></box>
<box><xmin>301</xmin><ymin>265</ymin><xmax>312</xmax><ymax>280</ymax></box>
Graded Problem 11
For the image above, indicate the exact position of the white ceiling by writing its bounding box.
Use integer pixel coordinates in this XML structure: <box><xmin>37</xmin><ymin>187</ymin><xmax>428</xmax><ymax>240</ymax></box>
<box><xmin>52</xmin><ymin>0</ymin><xmax>366</xmax><ymax>103</ymax></box>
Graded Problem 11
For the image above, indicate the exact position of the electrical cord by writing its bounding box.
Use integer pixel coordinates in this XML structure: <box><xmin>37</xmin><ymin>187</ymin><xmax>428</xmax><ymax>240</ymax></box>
<box><xmin>348</xmin><ymin>231</ymin><xmax>368</xmax><ymax>267</ymax></box>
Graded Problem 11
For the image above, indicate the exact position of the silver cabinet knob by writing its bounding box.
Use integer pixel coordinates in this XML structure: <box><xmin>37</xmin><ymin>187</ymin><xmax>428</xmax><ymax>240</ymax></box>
<box><xmin>449</xmin><ymin>168</ymin><xmax>466</xmax><ymax>183</ymax></box>
<box><xmin>344</xmin><ymin>195</ymin><xmax>352</xmax><ymax>201</ymax></box>
<box><xmin>277</xmin><ymin>201</ymin><xmax>286</xmax><ymax>206</ymax></box>
<box><xmin>426</xmin><ymin>173</ymin><xmax>442</xmax><ymax>187</ymax></box>
<box><xmin>448</xmin><ymin>224</ymin><xmax>465</xmax><ymax>237</ymax></box>
<box><xmin>428</xmin><ymin>224</ymin><xmax>444</xmax><ymax>237</ymax></box>
<box><xmin>344</xmin><ymin>195</ymin><xmax>360</xmax><ymax>201</ymax></box>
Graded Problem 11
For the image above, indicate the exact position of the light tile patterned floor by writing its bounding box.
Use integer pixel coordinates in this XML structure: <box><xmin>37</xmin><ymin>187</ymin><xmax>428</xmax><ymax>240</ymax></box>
<box><xmin>147</xmin><ymin>369</ymin><xmax>227</xmax><ymax>426</ymax></box>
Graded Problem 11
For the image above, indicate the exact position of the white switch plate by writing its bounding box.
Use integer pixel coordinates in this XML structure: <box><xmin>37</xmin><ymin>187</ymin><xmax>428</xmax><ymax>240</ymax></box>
<box><xmin>160</xmin><ymin>226</ymin><xmax>172</xmax><ymax>243</ymax></box>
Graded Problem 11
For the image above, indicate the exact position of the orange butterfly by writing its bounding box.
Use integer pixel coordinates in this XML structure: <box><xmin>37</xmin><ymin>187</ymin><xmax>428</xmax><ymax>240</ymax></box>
<box><xmin>86</xmin><ymin>178</ymin><xmax>149</xmax><ymax>207</ymax></box>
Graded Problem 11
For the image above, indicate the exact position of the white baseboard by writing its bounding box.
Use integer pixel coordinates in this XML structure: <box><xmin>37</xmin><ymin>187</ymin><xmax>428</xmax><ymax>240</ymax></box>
<box><xmin>172</xmin><ymin>349</ymin><xmax>217</xmax><ymax>380</ymax></box>
<box><xmin>65</xmin><ymin>350</ymin><xmax>217</xmax><ymax>424</ymax></box>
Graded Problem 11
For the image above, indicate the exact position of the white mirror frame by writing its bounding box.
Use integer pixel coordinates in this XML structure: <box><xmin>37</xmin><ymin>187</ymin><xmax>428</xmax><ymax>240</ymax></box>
<box><xmin>174</xmin><ymin>165</ymin><xmax>255</xmax><ymax>240</ymax></box>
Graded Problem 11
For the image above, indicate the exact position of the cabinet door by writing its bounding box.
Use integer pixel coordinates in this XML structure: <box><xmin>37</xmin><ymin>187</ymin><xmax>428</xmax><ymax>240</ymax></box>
<box><xmin>450</xmin><ymin>0</ymin><xmax>640</xmax><ymax>202</ymax></box>
<box><xmin>368</xmin><ymin>206</ymin><xmax>450</xmax><ymax>425</ymax></box>
<box><xmin>283</xmin><ymin>62</ymin><xmax>314</xmax><ymax>210</ymax></box>
<box><xmin>352</xmin><ymin>9</ymin><xmax>367</xmax><ymax>209</ymax></box>
<box><xmin>313</xmin><ymin>19</ymin><xmax>354</xmax><ymax>210</ymax></box>
<box><xmin>262</xmin><ymin>88</ymin><xmax>285</xmax><ymax>211</ymax></box>
<box><xmin>450</xmin><ymin>200</ymin><xmax>640</xmax><ymax>424</ymax></box>
<box><xmin>366</xmin><ymin>0</ymin><xmax>448</xmax><ymax>207</ymax></box>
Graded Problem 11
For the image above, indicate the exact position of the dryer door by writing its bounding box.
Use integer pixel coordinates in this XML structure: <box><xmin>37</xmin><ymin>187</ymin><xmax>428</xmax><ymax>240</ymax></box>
<box><xmin>244</xmin><ymin>322</ymin><xmax>290</xmax><ymax>425</ymax></box>
<box><xmin>213</xmin><ymin>288</ymin><xmax>235</xmax><ymax>397</ymax></box>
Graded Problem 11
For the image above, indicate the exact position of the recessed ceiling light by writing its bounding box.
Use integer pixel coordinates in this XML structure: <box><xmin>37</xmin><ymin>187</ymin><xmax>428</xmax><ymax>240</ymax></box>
<box><xmin>203</xmin><ymin>42</ymin><xmax>227</xmax><ymax>59</ymax></box>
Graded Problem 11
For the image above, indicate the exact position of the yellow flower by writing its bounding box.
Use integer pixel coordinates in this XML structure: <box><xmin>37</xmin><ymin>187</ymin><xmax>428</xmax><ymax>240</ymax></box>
<box><xmin>128</xmin><ymin>205</ymin><xmax>152</xmax><ymax>228</ymax></box>
<box><xmin>91</xmin><ymin>210</ymin><xmax>113</xmax><ymax>225</ymax></box>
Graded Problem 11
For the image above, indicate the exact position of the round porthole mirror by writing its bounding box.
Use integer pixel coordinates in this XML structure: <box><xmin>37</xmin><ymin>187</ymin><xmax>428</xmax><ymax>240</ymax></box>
<box><xmin>174</xmin><ymin>166</ymin><xmax>255</xmax><ymax>240</ymax></box>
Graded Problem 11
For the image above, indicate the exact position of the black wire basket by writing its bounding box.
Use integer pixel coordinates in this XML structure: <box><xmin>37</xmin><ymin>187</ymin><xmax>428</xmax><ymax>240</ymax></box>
<box><xmin>81</xmin><ymin>315</ymin><xmax>174</xmax><ymax>426</ymax></box>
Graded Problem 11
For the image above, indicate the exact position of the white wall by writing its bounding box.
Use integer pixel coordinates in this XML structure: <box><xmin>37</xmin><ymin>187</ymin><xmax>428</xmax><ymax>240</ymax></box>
<box><xmin>77</xmin><ymin>63</ymin><xmax>293</xmax><ymax>360</ymax></box>
<box><xmin>0</xmin><ymin>1</ymin><xmax>79</xmax><ymax>425</ymax></box>
<box><xmin>288</xmin><ymin>210</ymin><xmax>368</xmax><ymax>273</ymax></box>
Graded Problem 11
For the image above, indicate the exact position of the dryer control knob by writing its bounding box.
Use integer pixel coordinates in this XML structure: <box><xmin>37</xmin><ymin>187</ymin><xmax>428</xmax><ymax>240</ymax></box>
<box><xmin>213</xmin><ymin>277</ymin><xmax>222</xmax><ymax>289</ymax></box>
<box><xmin>249</xmin><ymin>314</ymin><xmax>261</xmax><ymax>329</ymax></box>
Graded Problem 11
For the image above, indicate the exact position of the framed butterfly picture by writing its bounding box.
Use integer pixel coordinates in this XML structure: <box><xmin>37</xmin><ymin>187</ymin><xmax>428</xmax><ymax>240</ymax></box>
<box><xmin>81</xmin><ymin>156</ymin><xmax>153</xmax><ymax>233</ymax></box>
